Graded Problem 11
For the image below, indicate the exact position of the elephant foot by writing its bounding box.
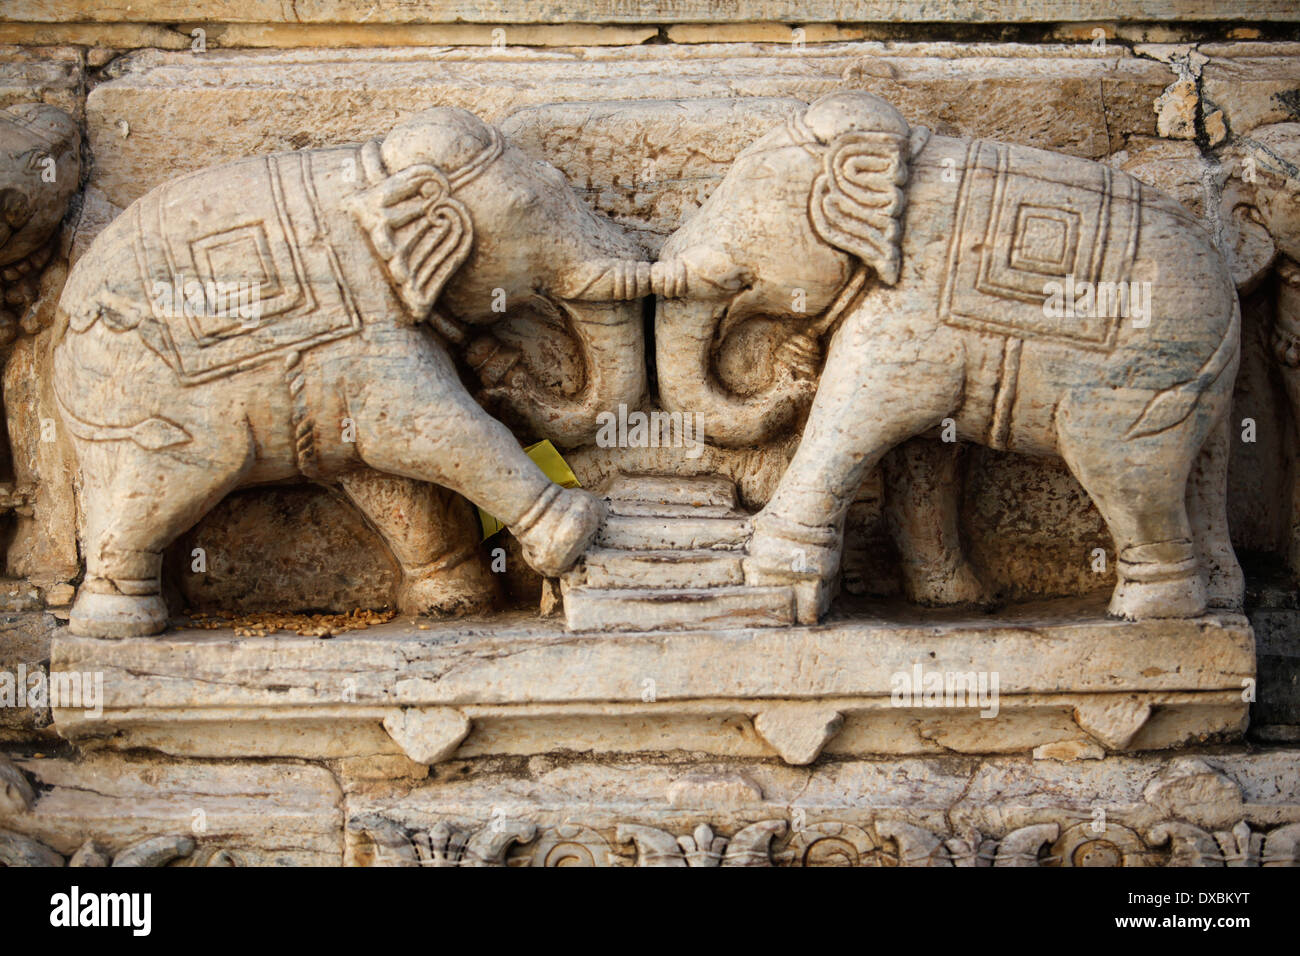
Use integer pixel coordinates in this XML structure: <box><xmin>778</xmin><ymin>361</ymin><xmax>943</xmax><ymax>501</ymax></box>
<box><xmin>903</xmin><ymin>558</ymin><xmax>993</xmax><ymax>608</ymax></box>
<box><xmin>743</xmin><ymin>513</ymin><xmax>842</xmax><ymax>624</ymax></box>
<box><xmin>745</xmin><ymin>512</ymin><xmax>841</xmax><ymax>576</ymax></box>
<box><xmin>398</xmin><ymin>554</ymin><xmax>498</xmax><ymax>617</ymax></box>
<box><xmin>513</xmin><ymin>486</ymin><xmax>605</xmax><ymax>578</ymax></box>
<box><xmin>1108</xmin><ymin>548</ymin><xmax>1207</xmax><ymax>621</ymax></box>
<box><xmin>68</xmin><ymin>589</ymin><xmax>169</xmax><ymax>638</ymax></box>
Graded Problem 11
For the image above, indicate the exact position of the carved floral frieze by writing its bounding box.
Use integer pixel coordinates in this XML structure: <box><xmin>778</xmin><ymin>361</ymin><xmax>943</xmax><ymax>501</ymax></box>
<box><xmin>343</xmin><ymin>816</ymin><xmax>1300</xmax><ymax>868</ymax></box>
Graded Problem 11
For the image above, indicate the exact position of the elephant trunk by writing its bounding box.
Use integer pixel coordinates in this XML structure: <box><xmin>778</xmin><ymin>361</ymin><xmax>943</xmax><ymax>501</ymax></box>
<box><xmin>654</xmin><ymin>294</ymin><xmax>812</xmax><ymax>449</ymax></box>
<box><xmin>468</xmin><ymin>297</ymin><xmax>646</xmax><ymax>450</ymax></box>
<box><xmin>552</xmin><ymin>259</ymin><xmax>655</xmax><ymax>302</ymax></box>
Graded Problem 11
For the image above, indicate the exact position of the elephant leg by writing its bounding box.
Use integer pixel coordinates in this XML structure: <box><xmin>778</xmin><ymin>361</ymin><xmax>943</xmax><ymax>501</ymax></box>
<box><xmin>883</xmin><ymin>438</ymin><xmax>990</xmax><ymax>606</ymax></box>
<box><xmin>1186</xmin><ymin>412</ymin><xmax>1244</xmax><ymax>610</ymax></box>
<box><xmin>1054</xmin><ymin>396</ymin><xmax>1207</xmax><ymax>621</ymax></box>
<box><xmin>338</xmin><ymin>471</ymin><xmax>499</xmax><ymax>615</ymax></box>
<box><xmin>68</xmin><ymin>426</ymin><xmax>254</xmax><ymax>638</ymax></box>
<box><xmin>345</xmin><ymin>344</ymin><xmax>602</xmax><ymax>578</ymax></box>
<box><xmin>745</xmin><ymin>322</ymin><xmax>965</xmax><ymax>618</ymax></box>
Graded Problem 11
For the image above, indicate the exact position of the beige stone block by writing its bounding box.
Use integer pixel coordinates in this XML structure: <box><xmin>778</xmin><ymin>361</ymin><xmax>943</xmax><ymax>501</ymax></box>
<box><xmin>4</xmin><ymin>754</ymin><xmax>342</xmax><ymax>865</ymax></box>
<box><xmin>1033</xmin><ymin>739</ymin><xmax>1106</xmax><ymax>761</ymax></box>
<box><xmin>595</xmin><ymin>513</ymin><xmax>749</xmax><ymax>550</ymax></box>
<box><xmin>7</xmin><ymin>0</ymin><xmax>1299</xmax><ymax>25</ymax></box>
<box><xmin>84</xmin><ymin>45</ymin><xmax>1173</xmax><ymax>210</ymax></box>
<box><xmin>1202</xmin><ymin>48</ymin><xmax>1300</xmax><ymax>136</ymax></box>
<box><xmin>753</xmin><ymin>704</ymin><xmax>844</xmax><ymax>765</ymax></box>
<box><xmin>0</xmin><ymin>45</ymin><xmax>81</xmax><ymax>115</ymax></box>
<box><xmin>382</xmin><ymin>706</ymin><xmax>471</xmax><ymax>764</ymax></box>
<box><xmin>0</xmin><ymin>23</ymin><xmax>191</xmax><ymax>51</ymax></box>
<box><xmin>1154</xmin><ymin>76</ymin><xmax>1198</xmax><ymax>138</ymax></box>
<box><xmin>562</xmin><ymin>582</ymin><xmax>796</xmax><ymax>631</ymax></box>
<box><xmin>0</xmin><ymin>22</ymin><xmax>668</xmax><ymax>50</ymax></box>
<box><xmin>201</xmin><ymin>23</ymin><xmax>660</xmax><ymax>48</ymax></box>
<box><xmin>666</xmin><ymin>772</ymin><xmax>764</xmax><ymax>809</ymax></box>
<box><xmin>666</xmin><ymin>23</ymin><xmax>870</xmax><ymax>44</ymax></box>
<box><xmin>582</xmin><ymin>548</ymin><xmax>745</xmax><ymax>589</ymax></box>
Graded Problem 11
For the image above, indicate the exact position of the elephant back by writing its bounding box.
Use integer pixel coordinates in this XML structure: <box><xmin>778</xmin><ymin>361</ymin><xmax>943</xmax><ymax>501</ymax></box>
<box><xmin>912</xmin><ymin>137</ymin><xmax>1166</xmax><ymax>351</ymax></box>
<box><xmin>67</xmin><ymin>147</ymin><xmax>371</xmax><ymax>384</ymax></box>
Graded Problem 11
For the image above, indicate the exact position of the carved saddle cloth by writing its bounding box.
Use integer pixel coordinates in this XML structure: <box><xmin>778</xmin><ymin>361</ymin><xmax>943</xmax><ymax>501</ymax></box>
<box><xmin>938</xmin><ymin>140</ymin><xmax>1142</xmax><ymax>350</ymax></box>
<box><xmin>131</xmin><ymin>150</ymin><xmax>365</xmax><ymax>384</ymax></box>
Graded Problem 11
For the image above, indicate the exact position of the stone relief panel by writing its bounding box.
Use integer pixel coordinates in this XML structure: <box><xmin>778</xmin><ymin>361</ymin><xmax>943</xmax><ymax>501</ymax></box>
<box><xmin>0</xmin><ymin>28</ymin><xmax>1296</xmax><ymax>877</ymax></box>
<box><xmin>18</xmin><ymin>44</ymin><xmax>1291</xmax><ymax>626</ymax></box>
<box><xmin>45</xmin><ymin>44</ymin><xmax>1241</xmax><ymax>616</ymax></box>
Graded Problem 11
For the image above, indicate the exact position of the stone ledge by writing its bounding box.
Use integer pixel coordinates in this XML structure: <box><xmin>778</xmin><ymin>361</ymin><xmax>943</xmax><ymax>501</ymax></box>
<box><xmin>48</xmin><ymin>598</ymin><xmax>1254</xmax><ymax>764</ymax></box>
<box><xmin>7</xmin><ymin>1</ymin><xmax>1300</xmax><ymax>26</ymax></box>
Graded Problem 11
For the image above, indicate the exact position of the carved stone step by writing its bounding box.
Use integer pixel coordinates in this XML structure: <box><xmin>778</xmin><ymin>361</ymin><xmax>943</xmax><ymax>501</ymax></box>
<box><xmin>596</xmin><ymin>513</ymin><xmax>750</xmax><ymax>551</ymax></box>
<box><xmin>582</xmin><ymin>548</ymin><xmax>746</xmax><ymax>589</ymax></box>
<box><xmin>603</xmin><ymin>473</ymin><xmax>738</xmax><ymax>509</ymax></box>
<box><xmin>563</xmin><ymin>583</ymin><xmax>796</xmax><ymax>632</ymax></box>
<box><xmin>606</xmin><ymin>500</ymin><xmax>741</xmax><ymax>519</ymax></box>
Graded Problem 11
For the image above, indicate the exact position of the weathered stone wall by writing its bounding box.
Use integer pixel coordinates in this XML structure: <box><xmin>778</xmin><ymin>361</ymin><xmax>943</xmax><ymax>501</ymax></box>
<box><xmin>1</xmin><ymin>2</ymin><xmax>1299</xmax><ymax>867</ymax></box>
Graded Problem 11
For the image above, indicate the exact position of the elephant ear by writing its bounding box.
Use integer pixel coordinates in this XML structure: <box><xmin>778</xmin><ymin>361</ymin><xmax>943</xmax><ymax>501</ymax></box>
<box><xmin>348</xmin><ymin>163</ymin><xmax>474</xmax><ymax>321</ymax></box>
<box><xmin>1219</xmin><ymin>175</ymin><xmax>1277</xmax><ymax>294</ymax></box>
<box><xmin>808</xmin><ymin>131</ymin><xmax>908</xmax><ymax>286</ymax></box>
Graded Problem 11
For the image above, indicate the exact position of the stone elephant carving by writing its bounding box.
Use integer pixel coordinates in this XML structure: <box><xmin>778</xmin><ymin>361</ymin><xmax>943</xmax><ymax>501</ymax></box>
<box><xmin>54</xmin><ymin>107</ymin><xmax>654</xmax><ymax>637</ymax></box>
<box><xmin>653</xmin><ymin>91</ymin><xmax>1243</xmax><ymax>622</ymax></box>
<box><xmin>0</xmin><ymin>103</ymin><xmax>80</xmax><ymax>341</ymax></box>
<box><xmin>1218</xmin><ymin>121</ymin><xmax>1300</xmax><ymax>578</ymax></box>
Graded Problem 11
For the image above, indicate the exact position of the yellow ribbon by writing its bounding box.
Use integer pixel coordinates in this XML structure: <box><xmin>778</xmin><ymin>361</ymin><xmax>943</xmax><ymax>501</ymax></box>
<box><xmin>478</xmin><ymin>439</ymin><xmax>581</xmax><ymax>539</ymax></box>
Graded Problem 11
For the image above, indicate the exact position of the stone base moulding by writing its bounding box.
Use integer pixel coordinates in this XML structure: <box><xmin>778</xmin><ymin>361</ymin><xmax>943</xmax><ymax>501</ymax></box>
<box><xmin>4</xmin><ymin>749</ymin><xmax>1299</xmax><ymax>867</ymax></box>
<box><xmin>339</xmin><ymin>750</ymin><xmax>1300</xmax><ymax>867</ymax></box>
<box><xmin>48</xmin><ymin>600</ymin><xmax>1254</xmax><ymax>765</ymax></box>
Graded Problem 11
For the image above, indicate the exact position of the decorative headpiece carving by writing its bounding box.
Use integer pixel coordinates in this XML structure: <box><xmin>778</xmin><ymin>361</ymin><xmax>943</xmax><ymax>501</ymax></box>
<box><xmin>349</xmin><ymin>119</ymin><xmax>505</xmax><ymax>322</ymax></box>
<box><xmin>788</xmin><ymin>93</ymin><xmax>910</xmax><ymax>286</ymax></box>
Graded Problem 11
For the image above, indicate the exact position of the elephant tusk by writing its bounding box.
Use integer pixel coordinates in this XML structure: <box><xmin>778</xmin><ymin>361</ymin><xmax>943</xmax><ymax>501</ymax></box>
<box><xmin>807</xmin><ymin>261</ymin><xmax>869</xmax><ymax>338</ymax></box>
<box><xmin>772</xmin><ymin>263</ymin><xmax>869</xmax><ymax>380</ymax></box>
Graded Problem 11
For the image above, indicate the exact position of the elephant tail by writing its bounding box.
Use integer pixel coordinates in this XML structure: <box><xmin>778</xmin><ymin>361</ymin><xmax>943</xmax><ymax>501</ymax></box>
<box><xmin>1123</xmin><ymin>299</ymin><xmax>1241</xmax><ymax>441</ymax></box>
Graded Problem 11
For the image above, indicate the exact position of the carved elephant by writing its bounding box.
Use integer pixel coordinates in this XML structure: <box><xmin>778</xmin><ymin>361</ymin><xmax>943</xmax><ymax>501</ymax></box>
<box><xmin>0</xmin><ymin>103</ymin><xmax>80</xmax><ymax>341</ymax></box>
<box><xmin>653</xmin><ymin>91</ymin><xmax>1243</xmax><ymax>622</ymax></box>
<box><xmin>1219</xmin><ymin>121</ymin><xmax>1300</xmax><ymax>577</ymax></box>
<box><xmin>54</xmin><ymin>107</ymin><xmax>655</xmax><ymax>637</ymax></box>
